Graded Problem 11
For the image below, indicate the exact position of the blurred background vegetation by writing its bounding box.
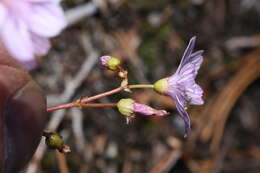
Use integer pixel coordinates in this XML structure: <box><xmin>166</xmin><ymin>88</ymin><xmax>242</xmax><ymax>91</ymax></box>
<box><xmin>27</xmin><ymin>0</ymin><xmax>260</xmax><ymax>172</ymax></box>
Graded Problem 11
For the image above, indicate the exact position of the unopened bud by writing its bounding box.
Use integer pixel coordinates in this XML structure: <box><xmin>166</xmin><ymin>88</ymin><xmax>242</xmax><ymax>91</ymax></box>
<box><xmin>133</xmin><ymin>102</ymin><xmax>169</xmax><ymax>116</ymax></box>
<box><xmin>117</xmin><ymin>98</ymin><xmax>169</xmax><ymax>119</ymax></box>
<box><xmin>117</xmin><ymin>98</ymin><xmax>134</xmax><ymax>117</ymax></box>
<box><xmin>100</xmin><ymin>56</ymin><xmax>111</xmax><ymax>66</ymax></box>
<box><xmin>44</xmin><ymin>132</ymin><xmax>64</xmax><ymax>151</ymax></box>
<box><xmin>100</xmin><ymin>55</ymin><xmax>121</xmax><ymax>71</ymax></box>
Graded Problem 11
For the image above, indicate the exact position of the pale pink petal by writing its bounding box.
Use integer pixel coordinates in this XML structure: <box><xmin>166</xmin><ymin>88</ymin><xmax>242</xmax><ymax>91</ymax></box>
<box><xmin>0</xmin><ymin>4</ymin><xmax>7</xmax><ymax>27</ymax></box>
<box><xmin>27</xmin><ymin>0</ymin><xmax>61</xmax><ymax>4</ymax></box>
<box><xmin>1</xmin><ymin>18</ymin><xmax>34</xmax><ymax>61</ymax></box>
<box><xmin>31</xmin><ymin>34</ymin><xmax>51</xmax><ymax>55</ymax></box>
<box><xmin>28</xmin><ymin>4</ymin><xmax>66</xmax><ymax>37</ymax></box>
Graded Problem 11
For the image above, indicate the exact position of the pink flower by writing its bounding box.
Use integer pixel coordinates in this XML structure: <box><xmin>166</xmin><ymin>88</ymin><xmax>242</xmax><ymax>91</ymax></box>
<box><xmin>0</xmin><ymin>0</ymin><xmax>66</xmax><ymax>67</ymax></box>
<box><xmin>154</xmin><ymin>36</ymin><xmax>204</xmax><ymax>137</ymax></box>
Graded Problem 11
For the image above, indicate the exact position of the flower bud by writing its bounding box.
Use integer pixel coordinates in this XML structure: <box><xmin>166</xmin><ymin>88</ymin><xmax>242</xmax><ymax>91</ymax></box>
<box><xmin>100</xmin><ymin>56</ymin><xmax>111</xmax><ymax>66</ymax></box>
<box><xmin>117</xmin><ymin>98</ymin><xmax>134</xmax><ymax>117</ymax></box>
<box><xmin>153</xmin><ymin>78</ymin><xmax>168</xmax><ymax>94</ymax></box>
<box><xmin>117</xmin><ymin>98</ymin><xmax>169</xmax><ymax>119</ymax></box>
<box><xmin>44</xmin><ymin>132</ymin><xmax>64</xmax><ymax>150</ymax></box>
<box><xmin>133</xmin><ymin>103</ymin><xmax>169</xmax><ymax>116</ymax></box>
<box><xmin>100</xmin><ymin>56</ymin><xmax>121</xmax><ymax>71</ymax></box>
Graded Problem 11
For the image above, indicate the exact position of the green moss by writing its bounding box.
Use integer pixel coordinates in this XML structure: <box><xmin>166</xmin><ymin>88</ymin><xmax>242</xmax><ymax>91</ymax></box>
<box><xmin>223</xmin><ymin>54</ymin><xmax>234</xmax><ymax>64</ymax></box>
<box><xmin>64</xmin><ymin>0</ymin><xmax>78</xmax><ymax>6</ymax></box>
<box><xmin>178</xmin><ymin>0</ymin><xmax>191</xmax><ymax>9</ymax></box>
<box><xmin>138</xmin><ymin>41</ymin><xmax>160</xmax><ymax>68</ymax></box>
<box><xmin>128</xmin><ymin>0</ymin><xmax>169</xmax><ymax>9</ymax></box>
<box><xmin>41</xmin><ymin>152</ymin><xmax>56</xmax><ymax>172</ymax></box>
<box><xmin>158</xmin><ymin>25</ymin><xmax>171</xmax><ymax>38</ymax></box>
<box><xmin>140</xmin><ymin>22</ymin><xmax>171</xmax><ymax>39</ymax></box>
<box><xmin>142</xmin><ymin>120</ymin><xmax>158</xmax><ymax>135</ymax></box>
<box><xmin>138</xmin><ymin>22</ymin><xmax>172</xmax><ymax>69</ymax></box>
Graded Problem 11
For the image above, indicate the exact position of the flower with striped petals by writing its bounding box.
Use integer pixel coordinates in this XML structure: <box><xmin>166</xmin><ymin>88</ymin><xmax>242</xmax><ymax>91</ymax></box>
<box><xmin>154</xmin><ymin>36</ymin><xmax>204</xmax><ymax>137</ymax></box>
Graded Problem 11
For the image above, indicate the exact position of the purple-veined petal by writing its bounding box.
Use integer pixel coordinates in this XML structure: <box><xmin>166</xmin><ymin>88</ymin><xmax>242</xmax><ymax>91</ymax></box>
<box><xmin>190</xmin><ymin>50</ymin><xmax>203</xmax><ymax>62</ymax></box>
<box><xmin>161</xmin><ymin>37</ymin><xmax>204</xmax><ymax>137</ymax></box>
<box><xmin>170</xmin><ymin>51</ymin><xmax>203</xmax><ymax>86</ymax></box>
<box><xmin>176</xmin><ymin>36</ymin><xmax>196</xmax><ymax>74</ymax></box>
<box><xmin>187</xmin><ymin>85</ymin><xmax>203</xmax><ymax>97</ymax></box>
<box><xmin>178</xmin><ymin>64</ymin><xmax>196</xmax><ymax>84</ymax></box>
<box><xmin>167</xmin><ymin>88</ymin><xmax>188</xmax><ymax>106</ymax></box>
<box><xmin>179</xmin><ymin>63</ymin><xmax>195</xmax><ymax>76</ymax></box>
<box><xmin>186</xmin><ymin>84</ymin><xmax>204</xmax><ymax>105</ymax></box>
<box><xmin>189</xmin><ymin>50</ymin><xmax>203</xmax><ymax>72</ymax></box>
<box><xmin>189</xmin><ymin>97</ymin><xmax>204</xmax><ymax>105</ymax></box>
<box><xmin>31</xmin><ymin>34</ymin><xmax>51</xmax><ymax>55</ymax></box>
<box><xmin>174</xmin><ymin>94</ymin><xmax>191</xmax><ymax>137</ymax></box>
<box><xmin>1</xmin><ymin>18</ymin><xmax>34</xmax><ymax>61</ymax></box>
<box><xmin>28</xmin><ymin>4</ymin><xmax>66</xmax><ymax>37</ymax></box>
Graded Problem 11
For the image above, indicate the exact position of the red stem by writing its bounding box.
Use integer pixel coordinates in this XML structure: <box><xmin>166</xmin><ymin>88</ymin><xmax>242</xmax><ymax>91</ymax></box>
<box><xmin>47</xmin><ymin>87</ymin><xmax>123</xmax><ymax>112</ymax></box>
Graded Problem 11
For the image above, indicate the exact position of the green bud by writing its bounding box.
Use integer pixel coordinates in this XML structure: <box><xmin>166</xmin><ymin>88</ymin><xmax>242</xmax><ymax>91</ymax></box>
<box><xmin>107</xmin><ymin>57</ymin><xmax>121</xmax><ymax>71</ymax></box>
<box><xmin>153</xmin><ymin>78</ymin><xmax>168</xmax><ymax>94</ymax></box>
<box><xmin>45</xmin><ymin>132</ymin><xmax>64</xmax><ymax>150</ymax></box>
<box><xmin>117</xmin><ymin>98</ymin><xmax>134</xmax><ymax>116</ymax></box>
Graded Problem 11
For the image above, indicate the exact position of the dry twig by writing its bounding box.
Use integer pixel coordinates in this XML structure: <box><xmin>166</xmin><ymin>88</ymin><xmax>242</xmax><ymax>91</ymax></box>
<box><xmin>190</xmin><ymin>49</ymin><xmax>260</xmax><ymax>153</ymax></box>
<box><xmin>26</xmin><ymin>35</ymin><xmax>99</xmax><ymax>173</ymax></box>
<box><xmin>55</xmin><ymin>151</ymin><xmax>69</xmax><ymax>173</ymax></box>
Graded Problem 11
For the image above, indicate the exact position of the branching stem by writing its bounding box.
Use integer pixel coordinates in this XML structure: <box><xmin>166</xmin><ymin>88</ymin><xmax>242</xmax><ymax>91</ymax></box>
<box><xmin>47</xmin><ymin>87</ymin><xmax>123</xmax><ymax>112</ymax></box>
<box><xmin>47</xmin><ymin>84</ymin><xmax>154</xmax><ymax>112</ymax></box>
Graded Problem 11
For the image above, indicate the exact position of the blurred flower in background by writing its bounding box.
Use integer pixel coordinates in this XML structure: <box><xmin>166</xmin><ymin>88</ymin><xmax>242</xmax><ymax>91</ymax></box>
<box><xmin>0</xmin><ymin>0</ymin><xmax>66</xmax><ymax>68</ymax></box>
